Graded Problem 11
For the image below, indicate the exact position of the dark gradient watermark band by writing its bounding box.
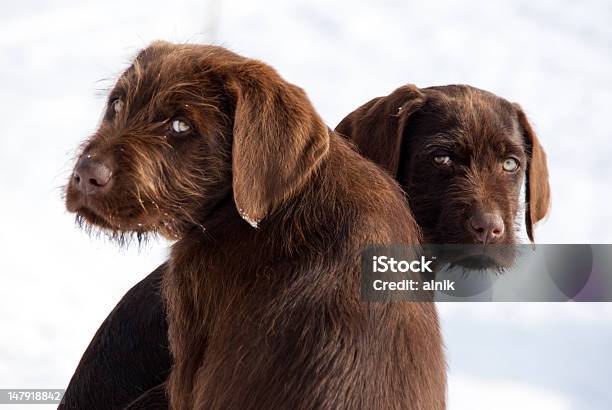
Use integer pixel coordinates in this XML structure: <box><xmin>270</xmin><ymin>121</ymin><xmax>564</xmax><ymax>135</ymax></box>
<box><xmin>361</xmin><ymin>244</ymin><xmax>612</xmax><ymax>302</ymax></box>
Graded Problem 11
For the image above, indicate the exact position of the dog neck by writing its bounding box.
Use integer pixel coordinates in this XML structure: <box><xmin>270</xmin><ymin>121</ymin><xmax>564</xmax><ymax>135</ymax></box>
<box><xmin>181</xmin><ymin>138</ymin><xmax>342</xmax><ymax>255</ymax></box>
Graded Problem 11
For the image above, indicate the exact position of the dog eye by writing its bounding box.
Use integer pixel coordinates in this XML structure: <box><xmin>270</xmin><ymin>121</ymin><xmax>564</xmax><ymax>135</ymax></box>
<box><xmin>503</xmin><ymin>158</ymin><xmax>519</xmax><ymax>172</ymax></box>
<box><xmin>171</xmin><ymin>119</ymin><xmax>191</xmax><ymax>133</ymax></box>
<box><xmin>112</xmin><ymin>99</ymin><xmax>124</xmax><ymax>114</ymax></box>
<box><xmin>433</xmin><ymin>155</ymin><xmax>452</xmax><ymax>166</ymax></box>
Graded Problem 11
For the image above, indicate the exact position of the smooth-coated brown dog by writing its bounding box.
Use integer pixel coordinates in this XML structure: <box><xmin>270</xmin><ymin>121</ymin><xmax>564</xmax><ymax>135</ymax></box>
<box><xmin>337</xmin><ymin>84</ymin><xmax>550</xmax><ymax>267</ymax></box>
<box><xmin>64</xmin><ymin>42</ymin><xmax>445</xmax><ymax>409</ymax></box>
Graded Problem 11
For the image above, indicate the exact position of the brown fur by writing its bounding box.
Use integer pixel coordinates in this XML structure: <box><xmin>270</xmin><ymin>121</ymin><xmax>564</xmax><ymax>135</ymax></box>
<box><xmin>337</xmin><ymin>84</ymin><xmax>550</xmax><ymax>253</ymax></box>
<box><xmin>65</xmin><ymin>43</ymin><xmax>445</xmax><ymax>409</ymax></box>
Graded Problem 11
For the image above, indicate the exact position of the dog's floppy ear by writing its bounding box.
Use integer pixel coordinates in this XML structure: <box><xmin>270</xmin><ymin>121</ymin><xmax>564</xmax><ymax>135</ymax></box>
<box><xmin>227</xmin><ymin>61</ymin><xmax>329</xmax><ymax>227</ymax></box>
<box><xmin>335</xmin><ymin>84</ymin><xmax>426</xmax><ymax>176</ymax></box>
<box><xmin>514</xmin><ymin>104</ymin><xmax>550</xmax><ymax>243</ymax></box>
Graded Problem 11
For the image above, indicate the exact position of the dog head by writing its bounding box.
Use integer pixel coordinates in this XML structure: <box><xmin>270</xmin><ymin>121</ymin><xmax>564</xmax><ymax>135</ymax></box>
<box><xmin>65</xmin><ymin>41</ymin><xmax>329</xmax><ymax>240</ymax></box>
<box><xmin>336</xmin><ymin>84</ymin><xmax>550</xmax><ymax>267</ymax></box>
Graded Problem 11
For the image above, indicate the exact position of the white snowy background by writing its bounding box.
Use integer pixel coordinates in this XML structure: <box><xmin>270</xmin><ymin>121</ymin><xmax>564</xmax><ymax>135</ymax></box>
<box><xmin>1</xmin><ymin>0</ymin><xmax>612</xmax><ymax>409</ymax></box>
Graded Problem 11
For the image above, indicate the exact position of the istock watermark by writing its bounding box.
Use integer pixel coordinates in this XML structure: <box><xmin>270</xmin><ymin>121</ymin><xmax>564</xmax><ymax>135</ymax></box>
<box><xmin>371</xmin><ymin>255</ymin><xmax>457</xmax><ymax>292</ymax></box>
<box><xmin>361</xmin><ymin>244</ymin><xmax>612</xmax><ymax>302</ymax></box>
<box><xmin>372</xmin><ymin>255</ymin><xmax>434</xmax><ymax>273</ymax></box>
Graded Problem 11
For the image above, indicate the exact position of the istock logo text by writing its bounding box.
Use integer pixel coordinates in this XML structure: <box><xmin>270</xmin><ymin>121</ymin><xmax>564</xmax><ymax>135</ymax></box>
<box><xmin>372</xmin><ymin>255</ymin><xmax>434</xmax><ymax>273</ymax></box>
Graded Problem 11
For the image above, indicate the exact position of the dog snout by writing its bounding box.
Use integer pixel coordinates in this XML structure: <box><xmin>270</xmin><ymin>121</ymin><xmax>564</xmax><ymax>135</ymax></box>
<box><xmin>468</xmin><ymin>210</ymin><xmax>504</xmax><ymax>244</ymax></box>
<box><xmin>73</xmin><ymin>156</ymin><xmax>113</xmax><ymax>195</ymax></box>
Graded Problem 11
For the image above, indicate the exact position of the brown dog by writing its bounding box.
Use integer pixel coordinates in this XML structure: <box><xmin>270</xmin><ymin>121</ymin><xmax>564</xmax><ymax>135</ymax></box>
<box><xmin>61</xmin><ymin>82</ymin><xmax>550</xmax><ymax>408</ymax></box>
<box><xmin>337</xmin><ymin>84</ymin><xmax>550</xmax><ymax>266</ymax></box>
<box><xmin>65</xmin><ymin>42</ymin><xmax>445</xmax><ymax>409</ymax></box>
<box><xmin>61</xmin><ymin>81</ymin><xmax>550</xmax><ymax>409</ymax></box>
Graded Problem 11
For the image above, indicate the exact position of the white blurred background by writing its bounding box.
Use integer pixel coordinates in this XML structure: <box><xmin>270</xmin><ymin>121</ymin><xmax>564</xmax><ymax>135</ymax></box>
<box><xmin>1</xmin><ymin>0</ymin><xmax>611</xmax><ymax>409</ymax></box>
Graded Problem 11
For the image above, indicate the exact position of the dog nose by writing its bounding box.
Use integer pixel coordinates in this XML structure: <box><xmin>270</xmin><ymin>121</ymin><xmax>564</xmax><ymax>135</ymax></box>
<box><xmin>73</xmin><ymin>157</ymin><xmax>113</xmax><ymax>195</ymax></box>
<box><xmin>468</xmin><ymin>211</ymin><xmax>505</xmax><ymax>244</ymax></box>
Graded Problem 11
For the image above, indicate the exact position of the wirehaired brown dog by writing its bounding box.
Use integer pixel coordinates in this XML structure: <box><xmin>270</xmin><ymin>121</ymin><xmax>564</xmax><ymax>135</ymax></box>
<box><xmin>64</xmin><ymin>42</ymin><xmax>445</xmax><ymax>409</ymax></box>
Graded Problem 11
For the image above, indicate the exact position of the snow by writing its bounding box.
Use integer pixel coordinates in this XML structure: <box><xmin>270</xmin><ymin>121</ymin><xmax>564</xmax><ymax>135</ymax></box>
<box><xmin>1</xmin><ymin>0</ymin><xmax>611</xmax><ymax>408</ymax></box>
